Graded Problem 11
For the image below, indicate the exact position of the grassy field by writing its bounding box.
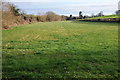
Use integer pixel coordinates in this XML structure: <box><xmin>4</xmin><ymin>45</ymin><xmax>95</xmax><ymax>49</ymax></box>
<box><xmin>2</xmin><ymin>21</ymin><xmax>119</xmax><ymax>79</ymax></box>
<box><xmin>83</xmin><ymin>14</ymin><xmax>120</xmax><ymax>19</ymax></box>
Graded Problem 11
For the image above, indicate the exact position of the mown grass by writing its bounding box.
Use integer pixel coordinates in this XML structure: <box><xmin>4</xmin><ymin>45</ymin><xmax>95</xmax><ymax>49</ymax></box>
<box><xmin>2</xmin><ymin>21</ymin><xmax>119</xmax><ymax>79</ymax></box>
<box><xmin>82</xmin><ymin>14</ymin><xmax>120</xmax><ymax>19</ymax></box>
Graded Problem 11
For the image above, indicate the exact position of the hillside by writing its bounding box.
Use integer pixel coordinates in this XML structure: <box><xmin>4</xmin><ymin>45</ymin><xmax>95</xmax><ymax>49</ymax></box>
<box><xmin>85</xmin><ymin>14</ymin><xmax>120</xmax><ymax>19</ymax></box>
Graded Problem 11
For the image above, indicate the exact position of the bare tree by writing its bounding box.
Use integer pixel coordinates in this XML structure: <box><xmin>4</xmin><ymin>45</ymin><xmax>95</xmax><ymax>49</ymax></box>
<box><xmin>69</xmin><ymin>14</ymin><xmax>72</xmax><ymax>20</ymax></box>
<box><xmin>97</xmin><ymin>11</ymin><xmax>104</xmax><ymax>17</ymax></box>
<box><xmin>79</xmin><ymin>11</ymin><xmax>83</xmax><ymax>19</ymax></box>
<box><xmin>46</xmin><ymin>11</ymin><xmax>61</xmax><ymax>21</ymax></box>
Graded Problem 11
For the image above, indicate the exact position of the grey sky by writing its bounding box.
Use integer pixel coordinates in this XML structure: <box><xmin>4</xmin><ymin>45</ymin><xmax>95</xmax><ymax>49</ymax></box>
<box><xmin>10</xmin><ymin>0</ymin><xmax>119</xmax><ymax>16</ymax></box>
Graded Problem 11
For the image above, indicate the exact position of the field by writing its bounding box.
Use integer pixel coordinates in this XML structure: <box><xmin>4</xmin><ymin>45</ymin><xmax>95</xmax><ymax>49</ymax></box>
<box><xmin>83</xmin><ymin>14</ymin><xmax>120</xmax><ymax>19</ymax></box>
<box><xmin>2</xmin><ymin>21</ymin><xmax>119</xmax><ymax>79</ymax></box>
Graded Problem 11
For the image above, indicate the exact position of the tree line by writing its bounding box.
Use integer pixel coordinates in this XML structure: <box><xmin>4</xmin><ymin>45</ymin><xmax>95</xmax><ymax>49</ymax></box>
<box><xmin>67</xmin><ymin>10</ymin><xmax>120</xmax><ymax>20</ymax></box>
<box><xmin>2</xmin><ymin>2</ymin><xmax>67</xmax><ymax>29</ymax></box>
<box><xmin>2</xmin><ymin>1</ymin><xmax>120</xmax><ymax>29</ymax></box>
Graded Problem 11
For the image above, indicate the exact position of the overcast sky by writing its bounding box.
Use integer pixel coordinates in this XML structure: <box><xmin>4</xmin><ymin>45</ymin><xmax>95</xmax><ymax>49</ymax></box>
<box><xmin>8</xmin><ymin>0</ymin><xmax>119</xmax><ymax>16</ymax></box>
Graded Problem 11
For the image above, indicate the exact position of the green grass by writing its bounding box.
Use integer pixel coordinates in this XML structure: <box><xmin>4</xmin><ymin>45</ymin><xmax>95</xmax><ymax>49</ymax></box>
<box><xmin>82</xmin><ymin>14</ymin><xmax>120</xmax><ymax>19</ymax></box>
<box><xmin>2</xmin><ymin>21</ymin><xmax>119</xmax><ymax>79</ymax></box>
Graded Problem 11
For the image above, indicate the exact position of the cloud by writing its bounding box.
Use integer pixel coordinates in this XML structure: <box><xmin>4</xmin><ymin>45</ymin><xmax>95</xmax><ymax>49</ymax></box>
<box><xmin>11</xmin><ymin>1</ymin><xmax>118</xmax><ymax>16</ymax></box>
<box><xmin>7</xmin><ymin>0</ymin><xmax>119</xmax><ymax>3</ymax></box>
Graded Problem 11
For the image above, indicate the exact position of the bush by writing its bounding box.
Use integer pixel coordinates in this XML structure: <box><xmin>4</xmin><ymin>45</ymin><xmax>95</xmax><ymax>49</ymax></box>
<box><xmin>46</xmin><ymin>11</ymin><xmax>61</xmax><ymax>21</ymax></box>
<box><xmin>38</xmin><ymin>15</ymin><xmax>47</xmax><ymax>22</ymax></box>
<box><xmin>2</xmin><ymin>2</ymin><xmax>67</xmax><ymax>29</ymax></box>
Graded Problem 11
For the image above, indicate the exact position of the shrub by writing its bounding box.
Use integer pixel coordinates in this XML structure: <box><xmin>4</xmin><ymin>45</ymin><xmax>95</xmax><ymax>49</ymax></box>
<box><xmin>46</xmin><ymin>11</ymin><xmax>61</xmax><ymax>21</ymax></box>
